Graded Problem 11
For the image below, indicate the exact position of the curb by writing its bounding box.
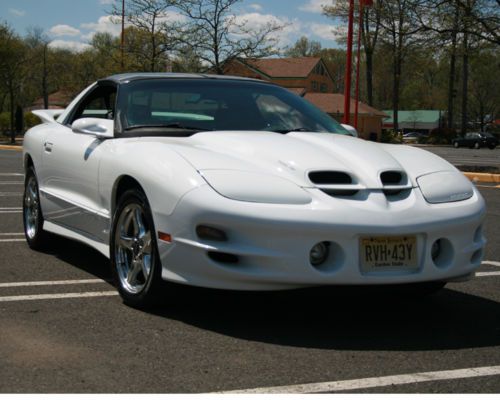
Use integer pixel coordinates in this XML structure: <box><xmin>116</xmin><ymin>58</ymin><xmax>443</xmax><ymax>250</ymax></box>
<box><xmin>463</xmin><ymin>172</ymin><xmax>500</xmax><ymax>184</ymax></box>
<box><xmin>0</xmin><ymin>145</ymin><xmax>22</xmax><ymax>151</ymax></box>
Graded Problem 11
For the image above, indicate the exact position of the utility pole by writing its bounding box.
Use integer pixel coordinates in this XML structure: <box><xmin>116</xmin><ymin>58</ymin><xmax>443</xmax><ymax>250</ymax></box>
<box><xmin>121</xmin><ymin>0</ymin><xmax>125</xmax><ymax>71</ymax></box>
<box><xmin>343</xmin><ymin>0</ymin><xmax>354</xmax><ymax>125</ymax></box>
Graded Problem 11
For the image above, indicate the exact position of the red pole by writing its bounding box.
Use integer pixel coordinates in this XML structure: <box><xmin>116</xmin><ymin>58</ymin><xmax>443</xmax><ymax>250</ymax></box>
<box><xmin>354</xmin><ymin>0</ymin><xmax>363</xmax><ymax>130</ymax></box>
<box><xmin>343</xmin><ymin>0</ymin><xmax>355</xmax><ymax>124</ymax></box>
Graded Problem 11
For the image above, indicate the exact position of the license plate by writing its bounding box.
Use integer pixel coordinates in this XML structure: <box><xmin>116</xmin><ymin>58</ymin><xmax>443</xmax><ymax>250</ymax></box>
<box><xmin>360</xmin><ymin>235</ymin><xmax>418</xmax><ymax>271</ymax></box>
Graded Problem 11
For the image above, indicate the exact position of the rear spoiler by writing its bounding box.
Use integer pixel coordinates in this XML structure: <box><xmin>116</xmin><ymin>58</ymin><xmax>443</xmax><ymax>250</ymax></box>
<box><xmin>31</xmin><ymin>109</ymin><xmax>64</xmax><ymax>124</ymax></box>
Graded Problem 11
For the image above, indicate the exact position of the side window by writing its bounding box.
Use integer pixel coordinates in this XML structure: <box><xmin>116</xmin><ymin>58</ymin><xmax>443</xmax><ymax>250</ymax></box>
<box><xmin>69</xmin><ymin>85</ymin><xmax>117</xmax><ymax>124</ymax></box>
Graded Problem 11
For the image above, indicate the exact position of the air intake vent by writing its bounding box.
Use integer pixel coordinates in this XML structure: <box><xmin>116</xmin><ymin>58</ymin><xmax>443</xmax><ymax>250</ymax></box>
<box><xmin>309</xmin><ymin>171</ymin><xmax>359</xmax><ymax>197</ymax></box>
<box><xmin>380</xmin><ymin>171</ymin><xmax>408</xmax><ymax>196</ymax></box>
<box><xmin>309</xmin><ymin>171</ymin><xmax>352</xmax><ymax>185</ymax></box>
<box><xmin>380</xmin><ymin>171</ymin><xmax>403</xmax><ymax>185</ymax></box>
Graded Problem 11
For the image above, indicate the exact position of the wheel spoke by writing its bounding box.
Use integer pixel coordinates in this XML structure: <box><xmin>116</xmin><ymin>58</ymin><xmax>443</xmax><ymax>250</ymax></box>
<box><xmin>133</xmin><ymin>208</ymin><xmax>145</xmax><ymax>237</ymax></box>
<box><xmin>127</xmin><ymin>260</ymin><xmax>142</xmax><ymax>286</ymax></box>
<box><xmin>119</xmin><ymin>235</ymin><xmax>135</xmax><ymax>251</ymax></box>
<box><xmin>141</xmin><ymin>231</ymin><xmax>152</xmax><ymax>254</ymax></box>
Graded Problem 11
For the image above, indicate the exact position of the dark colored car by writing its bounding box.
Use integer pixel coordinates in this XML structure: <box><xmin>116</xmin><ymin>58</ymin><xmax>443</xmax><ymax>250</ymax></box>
<box><xmin>452</xmin><ymin>132</ymin><xmax>498</xmax><ymax>149</ymax></box>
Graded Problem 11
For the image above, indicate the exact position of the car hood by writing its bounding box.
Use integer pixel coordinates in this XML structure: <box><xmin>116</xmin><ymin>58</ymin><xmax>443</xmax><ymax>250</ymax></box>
<box><xmin>142</xmin><ymin>131</ymin><xmax>457</xmax><ymax>188</ymax></box>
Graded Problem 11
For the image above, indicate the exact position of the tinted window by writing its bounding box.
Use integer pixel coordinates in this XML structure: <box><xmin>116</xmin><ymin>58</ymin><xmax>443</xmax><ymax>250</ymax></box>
<box><xmin>117</xmin><ymin>79</ymin><xmax>349</xmax><ymax>136</ymax></box>
<box><xmin>70</xmin><ymin>85</ymin><xmax>117</xmax><ymax>123</ymax></box>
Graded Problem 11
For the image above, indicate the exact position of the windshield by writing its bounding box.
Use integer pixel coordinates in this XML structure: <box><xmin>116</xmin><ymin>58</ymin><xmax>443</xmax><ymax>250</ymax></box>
<box><xmin>117</xmin><ymin>78</ymin><xmax>350</xmax><ymax>136</ymax></box>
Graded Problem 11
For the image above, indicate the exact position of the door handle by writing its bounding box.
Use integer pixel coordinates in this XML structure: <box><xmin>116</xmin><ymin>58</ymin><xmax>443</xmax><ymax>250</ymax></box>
<box><xmin>44</xmin><ymin>142</ymin><xmax>53</xmax><ymax>153</ymax></box>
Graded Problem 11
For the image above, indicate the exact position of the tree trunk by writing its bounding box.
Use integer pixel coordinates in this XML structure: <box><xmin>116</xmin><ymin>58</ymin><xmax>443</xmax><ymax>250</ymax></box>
<box><xmin>9</xmin><ymin>86</ymin><xmax>15</xmax><ymax>144</ymax></box>
<box><xmin>447</xmin><ymin>7</ymin><xmax>459</xmax><ymax>130</ymax></box>
<box><xmin>43</xmin><ymin>45</ymin><xmax>49</xmax><ymax>109</ymax></box>
<box><xmin>365</xmin><ymin>48</ymin><xmax>374</xmax><ymax>106</ymax></box>
<box><xmin>461</xmin><ymin>30</ymin><xmax>469</xmax><ymax>135</ymax></box>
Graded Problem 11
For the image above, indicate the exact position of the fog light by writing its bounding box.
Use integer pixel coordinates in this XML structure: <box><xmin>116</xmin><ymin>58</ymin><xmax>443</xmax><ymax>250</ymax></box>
<box><xmin>310</xmin><ymin>241</ymin><xmax>330</xmax><ymax>266</ymax></box>
<box><xmin>431</xmin><ymin>239</ymin><xmax>441</xmax><ymax>262</ymax></box>
<box><xmin>196</xmin><ymin>225</ymin><xmax>227</xmax><ymax>241</ymax></box>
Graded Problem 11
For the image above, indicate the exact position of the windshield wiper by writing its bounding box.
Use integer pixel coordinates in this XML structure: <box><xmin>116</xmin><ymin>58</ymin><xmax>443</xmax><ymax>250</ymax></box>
<box><xmin>271</xmin><ymin>127</ymin><xmax>312</xmax><ymax>134</ymax></box>
<box><xmin>125</xmin><ymin>122</ymin><xmax>212</xmax><ymax>131</ymax></box>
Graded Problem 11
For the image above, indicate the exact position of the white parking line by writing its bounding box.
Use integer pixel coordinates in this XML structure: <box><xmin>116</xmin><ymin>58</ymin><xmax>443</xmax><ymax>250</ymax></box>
<box><xmin>0</xmin><ymin>210</ymin><xmax>22</xmax><ymax>214</ymax></box>
<box><xmin>482</xmin><ymin>261</ymin><xmax>500</xmax><ymax>267</ymax></box>
<box><xmin>0</xmin><ymin>278</ymin><xmax>106</xmax><ymax>288</ymax></box>
<box><xmin>217</xmin><ymin>365</ymin><xmax>500</xmax><ymax>393</ymax></box>
<box><xmin>0</xmin><ymin>291</ymin><xmax>118</xmax><ymax>302</ymax></box>
<box><xmin>0</xmin><ymin>192</ymin><xmax>22</xmax><ymax>196</ymax></box>
<box><xmin>0</xmin><ymin>173</ymin><xmax>23</xmax><ymax>176</ymax></box>
<box><xmin>0</xmin><ymin>239</ymin><xmax>25</xmax><ymax>242</ymax></box>
<box><xmin>0</xmin><ymin>182</ymin><xmax>23</xmax><ymax>185</ymax></box>
<box><xmin>476</xmin><ymin>272</ymin><xmax>500</xmax><ymax>277</ymax></box>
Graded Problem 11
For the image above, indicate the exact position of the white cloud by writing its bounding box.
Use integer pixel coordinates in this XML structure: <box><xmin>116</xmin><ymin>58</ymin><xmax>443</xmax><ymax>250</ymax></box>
<box><xmin>308</xmin><ymin>22</ymin><xmax>345</xmax><ymax>43</ymax></box>
<box><xmin>49</xmin><ymin>24</ymin><xmax>81</xmax><ymax>37</ymax></box>
<box><xmin>49</xmin><ymin>40</ymin><xmax>91</xmax><ymax>52</ymax></box>
<box><xmin>248</xmin><ymin>3</ymin><xmax>263</xmax><ymax>11</ymax></box>
<box><xmin>9</xmin><ymin>8</ymin><xmax>25</xmax><ymax>17</ymax></box>
<box><xmin>298</xmin><ymin>0</ymin><xmax>330</xmax><ymax>13</ymax></box>
<box><xmin>81</xmin><ymin>15</ymin><xmax>122</xmax><ymax>38</ymax></box>
<box><xmin>232</xmin><ymin>12</ymin><xmax>302</xmax><ymax>47</ymax></box>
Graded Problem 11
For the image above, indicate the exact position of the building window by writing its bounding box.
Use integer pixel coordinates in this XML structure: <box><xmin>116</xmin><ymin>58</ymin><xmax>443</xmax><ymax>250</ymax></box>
<box><xmin>320</xmin><ymin>83</ymin><xmax>327</xmax><ymax>92</ymax></box>
<box><xmin>312</xmin><ymin>81</ymin><xmax>318</xmax><ymax>91</ymax></box>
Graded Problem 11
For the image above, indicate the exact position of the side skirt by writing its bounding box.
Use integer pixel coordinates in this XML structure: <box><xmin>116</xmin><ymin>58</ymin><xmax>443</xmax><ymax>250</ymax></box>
<box><xmin>43</xmin><ymin>220</ymin><xmax>110</xmax><ymax>258</ymax></box>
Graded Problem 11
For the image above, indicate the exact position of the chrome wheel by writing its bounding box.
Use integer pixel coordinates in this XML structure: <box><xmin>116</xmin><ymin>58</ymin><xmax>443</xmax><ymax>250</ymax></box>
<box><xmin>114</xmin><ymin>203</ymin><xmax>153</xmax><ymax>294</ymax></box>
<box><xmin>24</xmin><ymin>175</ymin><xmax>39</xmax><ymax>240</ymax></box>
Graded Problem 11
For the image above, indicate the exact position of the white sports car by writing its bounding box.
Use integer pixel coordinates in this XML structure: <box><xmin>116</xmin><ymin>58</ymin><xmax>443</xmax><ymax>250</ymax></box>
<box><xmin>23</xmin><ymin>73</ymin><xmax>486</xmax><ymax>307</ymax></box>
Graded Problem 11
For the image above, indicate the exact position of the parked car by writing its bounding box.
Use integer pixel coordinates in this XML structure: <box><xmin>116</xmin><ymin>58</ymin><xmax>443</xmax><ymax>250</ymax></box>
<box><xmin>452</xmin><ymin>132</ymin><xmax>498</xmax><ymax>149</ymax></box>
<box><xmin>402</xmin><ymin>132</ymin><xmax>427</xmax><ymax>144</ymax></box>
<box><xmin>24</xmin><ymin>73</ymin><xmax>486</xmax><ymax>307</ymax></box>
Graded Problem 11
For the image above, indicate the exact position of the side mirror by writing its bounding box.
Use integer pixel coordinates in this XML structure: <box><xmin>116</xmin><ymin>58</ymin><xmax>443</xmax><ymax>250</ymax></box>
<box><xmin>72</xmin><ymin>118</ymin><xmax>114</xmax><ymax>139</ymax></box>
<box><xmin>341</xmin><ymin>124</ymin><xmax>358</xmax><ymax>137</ymax></box>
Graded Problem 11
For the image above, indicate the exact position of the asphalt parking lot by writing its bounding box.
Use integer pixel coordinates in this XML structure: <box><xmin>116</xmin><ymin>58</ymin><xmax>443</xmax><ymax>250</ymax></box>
<box><xmin>0</xmin><ymin>147</ymin><xmax>499</xmax><ymax>393</ymax></box>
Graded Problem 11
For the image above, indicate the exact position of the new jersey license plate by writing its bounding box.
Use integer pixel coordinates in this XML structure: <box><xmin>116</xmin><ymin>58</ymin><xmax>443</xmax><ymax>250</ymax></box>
<box><xmin>360</xmin><ymin>235</ymin><xmax>418</xmax><ymax>271</ymax></box>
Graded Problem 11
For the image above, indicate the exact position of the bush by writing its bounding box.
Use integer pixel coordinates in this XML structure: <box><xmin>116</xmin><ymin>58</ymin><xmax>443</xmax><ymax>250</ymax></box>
<box><xmin>428</xmin><ymin>127</ymin><xmax>456</xmax><ymax>145</ymax></box>
<box><xmin>381</xmin><ymin>130</ymin><xmax>402</xmax><ymax>144</ymax></box>
<box><xmin>25</xmin><ymin>112</ymin><xmax>42</xmax><ymax>129</ymax></box>
<box><xmin>0</xmin><ymin>112</ymin><xmax>10</xmax><ymax>136</ymax></box>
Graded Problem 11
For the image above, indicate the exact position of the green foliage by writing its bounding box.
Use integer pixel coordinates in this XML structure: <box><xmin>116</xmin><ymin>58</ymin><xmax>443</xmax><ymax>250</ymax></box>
<box><xmin>25</xmin><ymin>112</ymin><xmax>41</xmax><ymax>129</ymax></box>
<box><xmin>427</xmin><ymin>128</ymin><xmax>456</xmax><ymax>144</ymax></box>
<box><xmin>0</xmin><ymin>112</ymin><xmax>10</xmax><ymax>134</ymax></box>
<box><xmin>381</xmin><ymin>130</ymin><xmax>402</xmax><ymax>144</ymax></box>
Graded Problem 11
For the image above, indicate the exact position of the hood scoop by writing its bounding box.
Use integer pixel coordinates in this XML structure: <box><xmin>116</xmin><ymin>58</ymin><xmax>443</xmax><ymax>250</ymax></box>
<box><xmin>309</xmin><ymin>169</ymin><xmax>412</xmax><ymax>199</ymax></box>
<box><xmin>308</xmin><ymin>170</ymin><xmax>362</xmax><ymax>197</ymax></box>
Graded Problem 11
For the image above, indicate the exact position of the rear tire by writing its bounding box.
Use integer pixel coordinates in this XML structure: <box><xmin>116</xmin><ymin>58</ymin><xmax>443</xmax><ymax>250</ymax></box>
<box><xmin>23</xmin><ymin>166</ymin><xmax>48</xmax><ymax>250</ymax></box>
<box><xmin>110</xmin><ymin>188</ymin><xmax>167</xmax><ymax>308</ymax></box>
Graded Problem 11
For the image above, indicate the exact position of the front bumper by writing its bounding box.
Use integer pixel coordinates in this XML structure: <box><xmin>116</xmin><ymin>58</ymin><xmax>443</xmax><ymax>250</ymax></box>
<box><xmin>153</xmin><ymin>184</ymin><xmax>486</xmax><ymax>290</ymax></box>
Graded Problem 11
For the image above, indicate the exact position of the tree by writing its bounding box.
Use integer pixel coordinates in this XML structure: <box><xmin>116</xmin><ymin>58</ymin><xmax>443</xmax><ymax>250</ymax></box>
<box><xmin>468</xmin><ymin>48</ymin><xmax>500</xmax><ymax>131</ymax></box>
<box><xmin>111</xmin><ymin>0</ymin><xmax>178</xmax><ymax>72</ymax></box>
<box><xmin>324</xmin><ymin>0</ymin><xmax>382</xmax><ymax>106</ymax></box>
<box><xmin>284</xmin><ymin>36</ymin><xmax>322</xmax><ymax>57</ymax></box>
<box><xmin>0</xmin><ymin>23</ymin><xmax>28</xmax><ymax>143</ymax></box>
<box><xmin>176</xmin><ymin>0</ymin><xmax>284</xmax><ymax>74</ymax></box>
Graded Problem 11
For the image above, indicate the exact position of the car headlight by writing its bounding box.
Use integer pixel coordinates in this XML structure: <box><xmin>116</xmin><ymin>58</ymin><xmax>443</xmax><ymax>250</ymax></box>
<box><xmin>417</xmin><ymin>171</ymin><xmax>473</xmax><ymax>204</ymax></box>
<box><xmin>200</xmin><ymin>170</ymin><xmax>312</xmax><ymax>204</ymax></box>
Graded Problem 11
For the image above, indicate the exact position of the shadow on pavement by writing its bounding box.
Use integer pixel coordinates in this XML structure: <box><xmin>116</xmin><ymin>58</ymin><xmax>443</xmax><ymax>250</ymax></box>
<box><xmin>39</xmin><ymin>234</ymin><xmax>500</xmax><ymax>352</ymax></box>
<box><xmin>149</xmin><ymin>284</ymin><xmax>500</xmax><ymax>352</ymax></box>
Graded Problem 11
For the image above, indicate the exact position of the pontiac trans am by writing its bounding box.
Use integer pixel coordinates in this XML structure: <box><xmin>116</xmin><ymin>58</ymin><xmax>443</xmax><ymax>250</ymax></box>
<box><xmin>23</xmin><ymin>73</ymin><xmax>486</xmax><ymax>307</ymax></box>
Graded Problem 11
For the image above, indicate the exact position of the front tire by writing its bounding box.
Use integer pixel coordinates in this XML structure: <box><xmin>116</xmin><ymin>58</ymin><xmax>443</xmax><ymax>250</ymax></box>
<box><xmin>110</xmin><ymin>189</ymin><xmax>165</xmax><ymax>308</ymax></box>
<box><xmin>23</xmin><ymin>167</ymin><xmax>48</xmax><ymax>250</ymax></box>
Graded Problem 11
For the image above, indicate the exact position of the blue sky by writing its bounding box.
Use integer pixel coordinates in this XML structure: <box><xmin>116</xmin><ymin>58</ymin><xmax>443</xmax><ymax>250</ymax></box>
<box><xmin>0</xmin><ymin>0</ymin><xmax>342</xmax><ymax>52</ymax></box>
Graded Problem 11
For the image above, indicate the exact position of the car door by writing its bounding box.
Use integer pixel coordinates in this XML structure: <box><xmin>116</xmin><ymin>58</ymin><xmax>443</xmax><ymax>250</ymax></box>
<box><xmin>40</xmin><ymin>83</ymin><xmax>117</xmax><ymax>243</ymax></box>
